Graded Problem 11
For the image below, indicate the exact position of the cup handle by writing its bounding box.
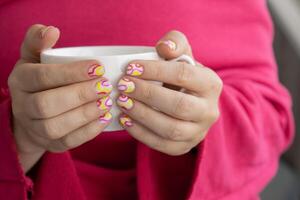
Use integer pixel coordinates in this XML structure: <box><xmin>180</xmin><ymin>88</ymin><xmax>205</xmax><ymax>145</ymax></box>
<box><xmin>169</xmin><ymin>54</ymin><xmax>196</xmax><ymax>92</ymax></box>
<box><xmin>170</xmin><ymin>54</ymin><xmax>196</xmax><ymax>66</ymax></box>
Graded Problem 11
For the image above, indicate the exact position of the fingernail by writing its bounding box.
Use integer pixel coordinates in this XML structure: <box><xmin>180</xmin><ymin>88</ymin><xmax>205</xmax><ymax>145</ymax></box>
<box><xmin>40</xmin><ymin>26</ymin><xmax>55</xmax><ymax>39</ymax></box>
<box><xmin>158</xmin><ymin>40</ymin><xmax>177</xmax><ymax>51</ymax></box>
<box><xmin>95</xmin><ymin>79</ymin><xmax>113</xmax><ymax>95</ymax></box>
<box><xmin>126</xmin><ymin>63</ymin><xmax>144</xmax><ymax>76</ymax></box>
<box><xmin>88</xmin><ymin>64</ymin><xmax>105</xmax><ymax>77</ymax></box>
<box><xmin>117</xmin><ymin>77</ymin><xmax>135</xmax><ymax>93</ymax></box>
<box><xmin>119</xmin><ymin>114</ymin><xmax>133</xmax><ymax>127</ymax></box>
<box><xmin>117</xmin><ymin>94</ymin><xmax>134</xmax><ymax>110</ymax></box>
<box><xmin>99</xmin><ymin>112</ymin><xmax>113</xmax><ymax>124</ymax></box>
<box><xmin>97</xmin><ymin>96</ymin><xmax>113</xmax><ymax>111</ymax></box>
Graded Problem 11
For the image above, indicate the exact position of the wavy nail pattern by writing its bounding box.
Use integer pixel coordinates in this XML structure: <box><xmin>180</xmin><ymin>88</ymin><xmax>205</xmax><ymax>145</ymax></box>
<box><xmin>88</xmin><ymin>64</ymin><xmax>105</xmax><ymax>77</ymax></box>
<box><xmin>99</xmin><ymin>112</ymin><xmax>113</xmax><ymax>124</ymax></box>
<box><xmin>97</xmin><ymin>96</ymin><xmax>113</xmax><ymax>111</ymax></box>
<box><xmin>159</xmin><ymin>40</ymin><xmax>176</xmax><ymax>50</ymax></box>
<box><xmin>119</xmin><ymin>114</ymin><xmax>133</xmax><ymax>127</ymax></box>
<box><xmin>126</xmin><ymin>63</ymin><xmax>144</xmax><ymax>76</ymax></box>
<box><xmin>96</xmin><ymin>79</ymin><xmax>113</xmax><ymax>95</ymax></box>
<box><xmin>117</xmin><ymin>94</ymin><xmax>133</xmax><ymax>110</ymax></box>
<box><xmin>117</xmin><ymin>77</ymin><xmax>135</xmax><ymax>93</ymax></box>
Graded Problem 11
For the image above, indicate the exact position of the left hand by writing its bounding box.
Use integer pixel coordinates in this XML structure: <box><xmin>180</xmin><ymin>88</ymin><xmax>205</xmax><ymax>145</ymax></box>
<box><xmin>116</xmin><ymin>30</ymin><xmax>223</xmax><ymax>156</ymax></box>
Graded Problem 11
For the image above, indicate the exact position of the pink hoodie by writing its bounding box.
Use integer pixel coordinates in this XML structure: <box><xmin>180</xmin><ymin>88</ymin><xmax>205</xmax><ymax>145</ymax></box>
<box><xmin>0</xmin><ymin>0</ymin><xmax>294</xmax><ymax>199</ymax></box>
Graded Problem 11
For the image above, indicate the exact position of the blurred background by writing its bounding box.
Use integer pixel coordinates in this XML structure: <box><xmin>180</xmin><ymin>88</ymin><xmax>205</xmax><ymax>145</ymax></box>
<box><xmin>261</xmin><ymin>0</ymin><xmax>300</xmax><ymax>199</ymax></box>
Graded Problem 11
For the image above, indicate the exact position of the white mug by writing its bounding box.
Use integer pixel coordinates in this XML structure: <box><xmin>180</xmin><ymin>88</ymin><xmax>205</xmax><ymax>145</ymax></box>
<box><xmin>41</xmin><ymin>46</ymin><xmax>195</xmax><ymax>131</ymax></box>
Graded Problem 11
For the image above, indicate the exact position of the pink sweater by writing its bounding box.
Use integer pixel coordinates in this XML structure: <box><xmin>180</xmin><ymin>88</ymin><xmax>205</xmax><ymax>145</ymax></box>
<box><xmin>0</xmin><ymin>0</ymin><xmax>294</xmax><ymax>199</ymax></box>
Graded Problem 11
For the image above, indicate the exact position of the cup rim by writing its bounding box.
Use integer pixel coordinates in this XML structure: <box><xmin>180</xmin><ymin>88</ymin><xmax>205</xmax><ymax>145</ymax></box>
<box><xmin>41</xmin><ymin>45</ymin><xmax>157</xmax><ymax>58</ymax></box>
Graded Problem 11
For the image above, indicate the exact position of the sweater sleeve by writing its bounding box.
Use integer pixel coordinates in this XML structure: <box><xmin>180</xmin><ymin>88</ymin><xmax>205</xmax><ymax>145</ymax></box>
<box><xmin>136</xmin><ymin>1</ymin><xmax>294</xmax><ymax>200</ymax></box>
<box><xmin>0</xmin><ymin>89</ymin><xmax>86</xmax><ymax>200</ymax></box>
<box><xmin>0</xmin><ymin>89</ymin><xmax>33</xmax><ymax>200</ymax></box>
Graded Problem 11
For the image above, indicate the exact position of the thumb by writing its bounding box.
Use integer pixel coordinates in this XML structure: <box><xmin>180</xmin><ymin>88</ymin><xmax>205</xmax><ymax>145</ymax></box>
<box><xmin>21</xmin><ymin>24</ymin><xmax>60</xmax><ymax>63</ymax></box>
<box><xmin>155</xmin><ymin>30</ymin><xmax>193</xmax><ymax>60</ymax></box>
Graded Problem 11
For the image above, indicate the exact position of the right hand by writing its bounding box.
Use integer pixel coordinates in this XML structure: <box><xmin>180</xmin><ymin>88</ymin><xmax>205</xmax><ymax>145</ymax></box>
<box><xmin>8</xmin><ymin>24</ymin><xmax>113</xmax><ymax>172</ymax></box>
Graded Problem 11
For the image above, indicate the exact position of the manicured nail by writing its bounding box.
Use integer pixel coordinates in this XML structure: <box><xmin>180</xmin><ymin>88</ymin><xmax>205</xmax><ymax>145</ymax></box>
<box><xmin>119</xmin><ymin>114</ymin><xmax>133</xmax><ymax>127</ymax></box>
<box><xmin>117</xmin><ymin>94</ymin><xmax>134</xmax><ymax>110</ymax></box>
<box><xmin>117</xmin><ymin>77</ymin><xmax>135</xmax><ymax>93</ymax></box>
<box><xmin>97</xmin><ymin>96</ymin><xmax>113</xmax><ymax>111</ymax></box>
<box><xmin>88</xmin><ymin>64</ymin><xmax>105</xmax><ymax>77</ymax></box>
<box><xmin>99</xmin><ymin>112</ymin><xmax>113</xmax><ymax>124</ymax></box>
<box><xmin>158</xmin><ymin>40</ymin><xmax>177</xmax><ymax>51</ymax></box>
<box><xmin>126</xmin><ymin>63</ymin><xmax>144</xmax><ymax>76</ymax></box>
<box><xmin>95</xmin><ymin>79</ymin><xmax>113</xmax><ymax>95</ymax></box>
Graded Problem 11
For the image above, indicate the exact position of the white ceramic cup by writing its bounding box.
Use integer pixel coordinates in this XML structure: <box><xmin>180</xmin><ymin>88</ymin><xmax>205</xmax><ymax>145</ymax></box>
<box><xmin>41</xmin><ymin>46</ymin><xmax>195</xmax><ymax>131</ymax></box>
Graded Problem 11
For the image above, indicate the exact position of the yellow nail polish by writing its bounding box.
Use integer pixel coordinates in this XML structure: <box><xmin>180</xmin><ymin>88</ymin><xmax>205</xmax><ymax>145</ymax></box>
<box><xmin>157</xmin><ymin>40</ymin><xmax>177</xmax><ymax>50</ymax></box>
<box><xmin>88</xmin><ymin>64</ymin><xmax>105</xmax><ymax>77</ymax></box>
<box><xmin>99</xmin><ymin>112</ymin><xmax>113</xmax><ymax>124</ymax></box>
<box><xmin>97</xmin><ymin>96</ymin><xmax>113</xmax><ymax>111</ymax></box>
<box><xmin>117</xmin><ymin>77</ymin><xmax>135</xmax><ymax>93</ymax></box>
<box><xmin>119</xmin><ymin>114</ymin><xmax>133</xmax><ymax>127</ymax></box>
<box><xmin>117</xmin><ymin>94</ymin><xmax>134</xmax><ymax>110</ymax></box>
<box><xmin>96</xmin><ymin>79</ymin><xmax>113</xmax><ymax>95</ymax></box>
<box><xmin>126</xmin><ymin>63</ymin><xmax>144</xmax><ymax>76</ymax></box>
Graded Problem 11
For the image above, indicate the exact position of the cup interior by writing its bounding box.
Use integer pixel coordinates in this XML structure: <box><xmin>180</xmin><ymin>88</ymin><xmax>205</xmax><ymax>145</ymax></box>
<box><xmin>42</xmin><ymin>46</ymin><xmax>156</xmax><ymax>58</ymax></box>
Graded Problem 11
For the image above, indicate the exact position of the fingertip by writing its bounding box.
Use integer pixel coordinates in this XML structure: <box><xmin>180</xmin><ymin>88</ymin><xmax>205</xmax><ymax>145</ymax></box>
<box><xmin>155</xmin><ymin>30</ymin><xmax>193</xmax><ymax>59</ymax></box>
<box><xmin>21</xmin><ymin>24</ymin><xmax>60</xmax><ymax>62</ymax></box>
<box><xmin>156</xmin><ymin>39</ymin><xmax>179</xmax><ymax>59</ymax></box>
<box><xmin>119</xmin><ymin>114</ymin><xmax>133</xmax><ymax>128</ymax></box>
<box><xmin>99</xmin><ymin>112</ymin><xmax>113</xmax><ymax>124</ymax></box>
<box><xmin>40</xmin><ymin>25</ymin><xmax>60</xmax><ymax>50</ymax></box>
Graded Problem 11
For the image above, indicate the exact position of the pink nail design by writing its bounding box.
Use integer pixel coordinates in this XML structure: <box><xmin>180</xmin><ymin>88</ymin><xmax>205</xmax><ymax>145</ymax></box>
<box><xmin>97</xmin><ymin>96</ymin><xmax>113</xmax><ymax>111</ymax></box>
<box><xmin>126</xmin><ymin>63</ymin><xmax>144</xmax><ymax>76</ymax></box>
<box><xmin>158</xmin><ymin>40</ymin><xmax>177</xmax><ymax>50</ymax></box>
<box><xmin>119</xmin><ymin>114</ymin><xmax>133</xmax><ymax>127</ymax></box>
<box><xmin>95</xmin><ymin>79</ymin><xmax>113</xmax><ymax>95</ymax></box>
<box><xmin>117</xmin><ymin>77</ymin><xmax>135</xmax><ymax>93</ymax></box>
<box><xmin>99</xmin><ymin>112</ymin><xmax>113</xmax><ymax>124</ymax></box>
<box><xmin>88</xmin><ymin>64</ymin><xmax>105</xmax><ymax>77</ymax></box>
<box><xmin>117</xmin><ymin>94</ymin><xmax>134</xmax><ymax>110</ymax></box>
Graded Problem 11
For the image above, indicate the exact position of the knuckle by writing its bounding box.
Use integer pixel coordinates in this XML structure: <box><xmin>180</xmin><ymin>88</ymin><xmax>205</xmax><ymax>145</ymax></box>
<box><xmin>35</xmin><ymin>67</ymin><xmax>51</xmax><ymax>85</ymax></box>
<box><xmin>32</xmin><ymin>94</ymin><xmax>49</xmax><ymax>118</ymax></box>
<box><xmin>8</xmin><ymin>63</ymin><xmax>22</xmax><ymax>88</ymax></box>
<box><xmin>136</xmin><ymin>104</ymin><xmax>148</xmax><ymax>122</ymax></box>
<box><xmin>212</xmin><ymin>76</ymin><xmax>223</xmax><ymax>93</ymax></box>
<box><xmin>152</xmin><ymin>64</ymin><xmax>162</xmax><ymax>80</ymax></box>
<box><xmin>173</xmin><ymin>94</ymin><xmax>193</xmax><ymax>118</ymax></box>
<box><xmin>60</xmin><ymin>63</ymin><xmax>80</xmax><ymax>83</ymax></box>
<box><xmin>80</xmin><ymin>106</ymin><xmax>93</xmax><ymax>124</ymax></box>
<box><xmin>60</xmin><ymin>137</ymin><xmax>75</xmax><ymax>150</ymax></box>
<box><xmin>176</xmin><ymin>62</ymin><xmax>192</xmax><ymax>85</ymax></box>
<box><xmin>142</xmin><ymin>83</ymin><xmax>155</xmax><ymax>101</ymax></box>
<box><xmin>76</xmin><ymin>86</ymin><xmax>90</xmax><ymax>103</ymax></box>
<box><xmin>205</xmin><ymin>68</ymin><xmax>223</xmax><ymax>93</ymax></box>
<box><xmin>7</xmin><ymin>73</ymin><xmax>17</xmax><ymax>89</ymax></box>
<box><xmin>168</xmin><ymin>123</ymin><xmax>184</xmax><ymax>140</ymax></box>
<box><xmin>206</xmin><ymin>108</ymin><xmax>220</xmax><ymax>124</ymax></box>
<box><xmin>41</xmin><ymin>120</ymin><xmax>61</xmax><ymax>140</ymax></box>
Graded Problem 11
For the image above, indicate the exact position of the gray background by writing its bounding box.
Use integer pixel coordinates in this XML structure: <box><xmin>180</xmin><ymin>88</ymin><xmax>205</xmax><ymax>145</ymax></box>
<box><xmin>261</xmin><ymin>0</ymin><xmax>300</xmax><ymax>199</ymax></box>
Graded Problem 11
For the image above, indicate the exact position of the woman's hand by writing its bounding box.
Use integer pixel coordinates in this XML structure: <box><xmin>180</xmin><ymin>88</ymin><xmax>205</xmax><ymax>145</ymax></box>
<box><xmin>8</xmin><ymin>25</ymin><xmax>113</xmax><ymax>172</ymax></box>
<box><xmin>117</xmin><ymin>31</ymin><xmax>223</xmax><ymax>156</ymax></box>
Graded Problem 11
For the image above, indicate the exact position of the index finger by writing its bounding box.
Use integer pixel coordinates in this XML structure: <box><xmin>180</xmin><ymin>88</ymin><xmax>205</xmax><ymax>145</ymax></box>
<box><xmin>125</xmin><ymin>60</ymin><xmax>221</xmax><ymax>95</ymax></box>
<box><xmin>16</xmin><ymin>60</ymin><xmax>105</xmax><ymax>92</ymax></box>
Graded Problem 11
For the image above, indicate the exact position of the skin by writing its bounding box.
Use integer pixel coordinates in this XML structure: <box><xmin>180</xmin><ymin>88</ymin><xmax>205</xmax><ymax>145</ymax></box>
<box><xmin>9</xmin><ymin>24</ymin><xmax>222</xmax><ymax>173</ymax></box>
<box><xmin>118</xmin><ymin>31</ymin><xmax>223</xmax><ymax>156</ymax></box>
